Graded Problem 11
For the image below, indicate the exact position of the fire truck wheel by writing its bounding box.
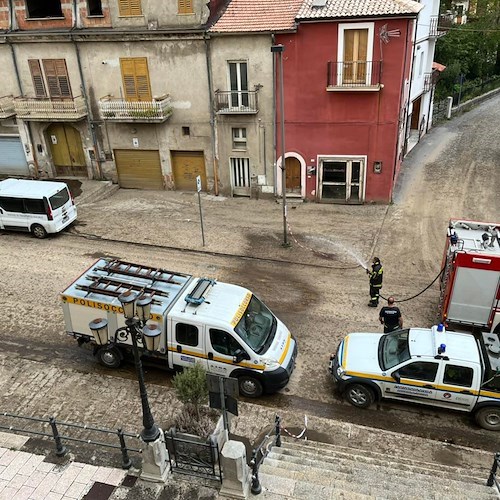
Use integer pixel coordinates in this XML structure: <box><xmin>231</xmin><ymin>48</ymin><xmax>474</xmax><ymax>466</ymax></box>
<box><xmin>238</xmin><ymin>375</ymin><xmax>263</xmax><ymax>398</ymax></box>
<box><xmin>344</xmin><ymin>384</ymin><xmax>374</xmax><ymax>409</ymax></box>
<box><xmin>474</xmin><ymin>407</ymin><xmax>500</xmax><ymax>431</ymax></box>
<box><xmin>97</xmin><ymin>346</ymin><xmax>122</xmax><ymax>369</ymax></box>
<box><xmin>31</xmin><ymin>224</ymin><xmax>47</xmax><ymax>239</ymax></box>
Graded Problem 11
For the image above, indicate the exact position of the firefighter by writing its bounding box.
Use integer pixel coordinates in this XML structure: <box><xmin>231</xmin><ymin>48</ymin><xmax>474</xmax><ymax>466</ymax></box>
<box><xmin>379</xmin><ymin>296</ymin><xmax>403</xmax><ymax>333</ymax></box>
<box><xmin>367</xmin><ymin>257</ymin><xmax>383</xmax><ymax>307</ymax></box>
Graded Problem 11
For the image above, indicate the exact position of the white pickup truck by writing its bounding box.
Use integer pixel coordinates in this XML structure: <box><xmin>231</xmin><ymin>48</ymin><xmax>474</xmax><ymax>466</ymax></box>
<box><xmin>329</xmin><ymin>324</ymin><xmax>500</xmax><ymax>430</ymax></box>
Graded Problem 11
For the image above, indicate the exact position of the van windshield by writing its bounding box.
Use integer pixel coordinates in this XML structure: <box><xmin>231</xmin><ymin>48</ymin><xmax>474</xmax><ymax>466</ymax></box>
<box><xmin>49</xmin><ymin>188</ymin><xmax>70</xmax><ymax>210</ymax></box>
<box><xmin>234</xmin><ymin>295</ymin><xmax>276</xmax><ymax>353</ymax></box>
<box><xmin>379</xmin><ymin>329</ymin><xmax>411</xmax><ymax>370</ymax></box>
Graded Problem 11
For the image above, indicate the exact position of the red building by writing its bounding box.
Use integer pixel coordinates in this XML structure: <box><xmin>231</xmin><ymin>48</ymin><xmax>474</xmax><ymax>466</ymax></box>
<box><xmin>274</xmin><ymin>0</ymin><xmax>422</xmax><ymax>203</ymax></box>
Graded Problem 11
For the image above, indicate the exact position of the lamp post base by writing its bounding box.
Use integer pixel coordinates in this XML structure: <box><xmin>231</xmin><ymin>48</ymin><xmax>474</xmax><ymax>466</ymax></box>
<box><xmin>141</xmin><ymin>428</ymin><xmax>170</xmax><ymax>483</ymax></box>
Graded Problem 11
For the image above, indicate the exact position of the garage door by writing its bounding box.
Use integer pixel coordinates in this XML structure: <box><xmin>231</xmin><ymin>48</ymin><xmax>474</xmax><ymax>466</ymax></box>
<box><xmin>171</xmin><ymin>151</ymin><xmax>207</xmax><ymax>191</ymax></box>
<box><xmin>0</xmin><ymin>136</ymin><xmax>29</xmax><ymax>176</ymax></box>
<box><xmin>114</xmin><ymin>149</ymin><xmax>164</xmax><ymax>190</ymax></box>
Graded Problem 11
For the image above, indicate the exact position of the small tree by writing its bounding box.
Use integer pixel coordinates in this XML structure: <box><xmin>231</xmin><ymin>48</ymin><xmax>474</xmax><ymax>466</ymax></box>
<box><xmin>172</xmin><ymin>364</ymin><xmax>208</xmax><ymax>421</ymax></box>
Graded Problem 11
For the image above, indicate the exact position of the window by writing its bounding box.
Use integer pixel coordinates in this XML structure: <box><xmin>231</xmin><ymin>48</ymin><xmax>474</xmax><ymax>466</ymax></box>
<box><xmin>29</xmin><ymin>60</ymin><xmax>47</xmax><ymax>98</ymax></box>
<box><xmin>118</xmin><ymin>0</ymin><xmax>142</xmax><ymax>16</ymax></box>
<box><xmin>443</xmin><ymin>364</ymin><xmax>473</xmax><ymax>387</ymax></box>
<box><xmin>49</xmin><ymin>188</ymin><xmax>70</xmax><ymax>210</ymax></box>
<box><xmin>182</xmin><ymin>126</ymin><xmax>190</xmax><ymax>136</ymax></box>
<box><xmin>25</xmin><ymin>199</ymin><xmax>46</xmax><ymax>214</ymax></box>
<box><xmin>418</xmin><ymin>52</ymin><xmax>424</xmax><ymax>77</ymax></box>
<box><xmin>87</xmin><ymin>0</ymin><xmax>103</xmax><ymax>16</ymax></box>
<box><xmin>178</xmin><ymin>0</ymin><xmax>194</xmax><ymax>14</ymax></box>
<box><xmin>231</xmin><ymin>158</ymin><xmax>250</xmax><ymax>188</ymax></box>
<box><xmin>399</xmin><ymin>362</ymin><xmax>439</xmax><ymax>382</ymax></box>
<box><xmin>0</xmin><ymin>197</ymin><xmax>25</xmax><ymax>213</ymax></box>
<box><xmin>120</xmin><ymin>58</ymin><xmax>152</xmax><ymax>102</ymax></box>
<box><xmin>228</xmin><ymin>62</ymin><xmax>249</xmax><ymax>108</ymax></box>
<box><xmin>176</xmin><ymin>323</ymin><xmax>198</xmax><ymax>346</ymax></box>
<box><xmin>210</xmin><ymin>329</ymin><xmax>244</xmax><ymax>356</ymax></box>
<box><xmin>338</xmin><ymin>23</ymin><xmax>374</xmax><ymax>85</ymax></box>
<box><xmin>26</xmin><ymin>0</ymin><xmax>63</xmax><ymax>18</ymax></box>
<box><xmin>232</xmin><ymin>128</ymin><xmax>247</xmax><ymax>150</ymax></box>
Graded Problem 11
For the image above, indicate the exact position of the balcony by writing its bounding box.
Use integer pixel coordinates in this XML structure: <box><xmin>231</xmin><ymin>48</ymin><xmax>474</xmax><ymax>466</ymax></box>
<box><xmin>98</xmin><ymin>95</ymin><xmax>173</xmax><ymax>123</ymax></box>
<box><xmin>430</xmin><ymin>16</ymin><xmax>447</xmax><ymax>37</ymax></box>
<box><xmin>327</xmin><ymin>61</ymin><xmax>382</xmax><ymax>91</ymax></box>
<box><xmin>0</xmin><ymin>95</ymin><xmax>16</xmax><ymax>119</ymax></box>
<box><xmin>215</xmin><ymin>90</ymin><xmax>259</xmax><ymax>114</ymax></box>
<box><xmin>14</xmin><ymin>95</ymin><xmax>87</xmax><ymax>121</ymax></box>
<box><xmin>424</xmin><ymin>71</ymin><xmax>440</xmax><ymax>92</ymax></box>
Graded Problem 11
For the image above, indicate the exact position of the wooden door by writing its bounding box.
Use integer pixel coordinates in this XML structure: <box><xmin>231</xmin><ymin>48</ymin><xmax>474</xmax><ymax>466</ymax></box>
<box><xmin>171</xmin><ymin>151</ymin><xmax>207</xmax><ymax>191</ymax></box>
<box><xmin>285</xmin><ymin>157</ymin><xmax>301</xmax><ymax>192</ymax></box>
<box><xmin>48</xmin><ymin>124</ymin><xmax>87</xmax><ymax>176</ymax></box>
<box><xmin>411</xmin><ymin>97</ymin><xmax>421</xmax><ymax>130</ymax></box>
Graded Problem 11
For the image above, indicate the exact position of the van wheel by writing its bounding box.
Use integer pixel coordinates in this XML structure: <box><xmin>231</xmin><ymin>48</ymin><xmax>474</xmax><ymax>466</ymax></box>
<box><xmin>238</xmin><ymin>375</ymin><xmax>263</xmax><ymax>398</ymax></box>
<box><xmin>345</xmin><ymin>384</ymin><xmax>374</xmax><ymax>408</ymax></box>
<box><xmin>31</xmin><ymin>224</ymin><xmax>47</xmax><ymax>239</ymax></box>
<box><xmin>96</xmin><ymin>346</ymin><xmax>122</xmax><ymax>369</ymax></box>
<box><xmin>474</xmin><ymin>407</ymin><xmax>500</xmax><ymax>431</ymax></box>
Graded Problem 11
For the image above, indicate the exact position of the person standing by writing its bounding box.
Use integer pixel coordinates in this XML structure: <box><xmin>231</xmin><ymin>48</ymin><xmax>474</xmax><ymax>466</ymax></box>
<box><xmin>489</xmin><ymin>226</ymin><xmax>500</xmax><ymax>248</ymax></box>
<box><xmin>379</xmin><ymin>297</ymin><xmax>403</xmax><ymax>333</ymax></box>
<box><xmin>367</xmin><ymin>257</ymin><xmax>383</xmax><ymax>307</ymax></box>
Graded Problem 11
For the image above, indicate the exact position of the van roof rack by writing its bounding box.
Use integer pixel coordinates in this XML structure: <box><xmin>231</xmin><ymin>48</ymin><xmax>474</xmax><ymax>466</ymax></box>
<box><xmin>185</xmin><ymin>278</ymin><xmax>215</xmax><ymax>305</ymax></box>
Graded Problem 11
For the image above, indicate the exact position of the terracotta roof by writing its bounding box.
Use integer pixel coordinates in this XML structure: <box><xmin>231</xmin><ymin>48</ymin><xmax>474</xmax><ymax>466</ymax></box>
<box><xmin>209</xmin><ymin>0</ymin><xmax>303</xmax><ymax>33</ymax></box>
<box><xmin>432</xmin><ymin>61</ymin><xmax>446</xmax><ymax>72</ymax></box>
<box><xmin>297</xmin><ymin>0</ymin><xmax>422</xmax><ymax>20</ymax></box>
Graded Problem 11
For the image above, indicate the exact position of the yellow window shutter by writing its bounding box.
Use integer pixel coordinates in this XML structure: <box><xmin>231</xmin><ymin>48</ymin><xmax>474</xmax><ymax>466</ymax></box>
<box><xmin>29</xmin><ymin>60</ymin><xmax>46</xmax><ymax>98</ymax></box>
<box><xmin>120</xmin><ymin>58</ymin><xmax>151</xmax><ymax>102</ymax></box>
<box><xmin>118</xmin><ymin>0</ymin><xmax>142</xmax><ymax>16</ymax></box>
<box><xmin>178</xmin><ymin>0</ymin><xmax>193</xmax><ymax>14</ymax></box>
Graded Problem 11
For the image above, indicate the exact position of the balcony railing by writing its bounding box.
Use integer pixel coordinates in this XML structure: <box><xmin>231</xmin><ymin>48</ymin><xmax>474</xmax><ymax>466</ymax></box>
<box><xmin>430</xmin><ymin>15</ymin><xmax>447</xmax><ymax>37</ymax></box>
<box><xmin>98</xmin><ymin>95</ymin><xmax>173</xmax><ymax>123</ymax></box>
<box><xmin>14</xmin><ymin>95</ymin><xmax>87</xmax><ymax>121</ymax></box>
<box><xmin>327</xmin><ymin>61</ymin><xmax>382</xmax><ymax>90</ymax></box>
<box><xmin>424</xmin><ymin>71</ymin><xmax>440</xmax><ymax>92</ymax></box>
<box><xmin>215</xmin><ymin>90</ymin><xmax>258</xmax><ymax>114</ymax></box>
<box><xmin>0</xmin><ymin>95</ymin><xmax>16</xmax><ymax>119</ymax></box>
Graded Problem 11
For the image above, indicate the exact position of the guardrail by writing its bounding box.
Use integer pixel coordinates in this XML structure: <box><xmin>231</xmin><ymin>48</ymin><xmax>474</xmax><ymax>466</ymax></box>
<box><xmin>0</xmin><ymin>411</ymin><xmax>141</xmax><ymax>469</ymax></box>
<box><xmin>487</xmin><ymin>452</ymin><xmax>500</xmax><ymax>492</ymax></box>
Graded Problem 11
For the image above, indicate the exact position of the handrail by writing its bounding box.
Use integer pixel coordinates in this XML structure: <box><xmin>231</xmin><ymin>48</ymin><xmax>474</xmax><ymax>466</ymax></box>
<box><xmin>0</xmin><ymin>411</ymin><xmax>141</xmax><ymax>469</ymax></box>
<box><xmin>487</xmin><ymin>452</ymin><xmax>500</xmax><ymax>492</ymax></box>
<box><xmin>250</xmin><ymin>414</ymin><xmax>281</xmax><ymax>495</ymax></box>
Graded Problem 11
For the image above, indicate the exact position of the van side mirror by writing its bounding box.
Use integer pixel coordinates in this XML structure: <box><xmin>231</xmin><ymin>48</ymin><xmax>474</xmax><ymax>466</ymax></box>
<box><xmin>233</xmin><ymin>349</ymin><xmax>250</xmax><ymax>363</ymax></box>
<box><xmin>391</xmin><ymin>370</ymin><xmax>401</xmax><ymax>383</ymax></box>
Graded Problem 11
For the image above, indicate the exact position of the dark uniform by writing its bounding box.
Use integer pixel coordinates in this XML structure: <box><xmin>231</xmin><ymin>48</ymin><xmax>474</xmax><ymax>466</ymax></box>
<box><xmin>379</xmin><ymin>305</ymin><xmax>402</xmax><ymax>333</ymax></box>
<box><xmin>368</xmin><ymin>258</ymin><xmax>383</xmax><ymax>307</ymax></box>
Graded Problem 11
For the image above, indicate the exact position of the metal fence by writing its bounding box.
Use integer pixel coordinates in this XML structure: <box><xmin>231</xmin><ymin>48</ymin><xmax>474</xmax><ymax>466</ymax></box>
<box><xmin>487</xmin><ymin>452</ymin><xmax>500</xmax><ymax>492</ymax></box>
<box><xmin>0</xmin><ymin>411</ymin><xmax>141</xmax><ymax>469</ymax></box>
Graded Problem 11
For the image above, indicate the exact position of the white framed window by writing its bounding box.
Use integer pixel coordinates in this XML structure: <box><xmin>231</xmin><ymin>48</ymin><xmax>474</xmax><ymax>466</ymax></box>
<box><xmin>338</xmin><ymin>23</ymin><xmax>374</xmax><ymax>86</ymax></box>
<box><xmin>418</xmin><ymin>51</ymin><xmax>424</xmax><ymax>77</ymax></box>
<box><xmin>231</xmin><ymin>157</ymin><xmax>250</xmax><ymax>188</ymax></box>
<box><xmin>228</xmin><ymin>61</ymin><xmax>249</xmax><ymax>108</ymax></box>
<box><xmin>232</xmin><ymin>128</ymin><xmax>247</xmax><ymax>150</ymax></box>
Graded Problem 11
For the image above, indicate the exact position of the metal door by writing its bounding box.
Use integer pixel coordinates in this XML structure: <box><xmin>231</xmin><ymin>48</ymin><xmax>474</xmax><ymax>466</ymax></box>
<box><xmin>169</xmin><ymin>320</ymin><xmax>208</xmax><ymax>371</ymax></box>
<box><xmin>114</xmin><ymin>149</ymin><xmax>164</xmax><ymax>190</ymax></box>
<box><xmin>0</xmin><ymin>136</ymin><xmax>29</xmax><ymax>176</ymax></box>
<box><xmin>319</xmin><ymin>159</ymin><xmax>364</xmax><ymax>203</ymax></box>
<box><xmin>171</xmin><ymin>151</ymin><xmax>207</xmax><ymax>191</ymax></box>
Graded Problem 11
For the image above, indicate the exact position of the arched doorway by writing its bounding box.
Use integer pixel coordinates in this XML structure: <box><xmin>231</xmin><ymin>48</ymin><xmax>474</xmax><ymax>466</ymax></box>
<box><xmin>285</xmin><ymin>157</ymin><xmax>301</xmax><ymax>194</ymax></box>
<box><xmin>47</xmin><ymin>124</ymin><xmax>87</xmax><ymax>176</ymax></box>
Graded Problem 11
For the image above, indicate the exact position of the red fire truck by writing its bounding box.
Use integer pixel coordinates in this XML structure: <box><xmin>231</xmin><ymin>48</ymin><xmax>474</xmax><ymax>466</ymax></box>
<box><xmin>440</xmin><ymin>219</ymin><xmax>500</xmax><ymax>335</ymax></box>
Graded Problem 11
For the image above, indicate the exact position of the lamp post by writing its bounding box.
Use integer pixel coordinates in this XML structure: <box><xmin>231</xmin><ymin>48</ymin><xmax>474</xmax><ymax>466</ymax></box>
<box><xmin>89</xmin><ymin>290</ymin><xmax>168</xmax><ymax>482</ymax></box>
<box><xmin>271</xmin><ymin>43</ymin><xmax>289</xmax><ymax>247</ymax></box>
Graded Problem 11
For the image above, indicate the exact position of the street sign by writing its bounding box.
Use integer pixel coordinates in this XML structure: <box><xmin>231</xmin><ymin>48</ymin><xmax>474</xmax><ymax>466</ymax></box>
<box><xmin>209</xmin><ymin>392</ymin><xmax>238</xmax><ymax>416</ymax></box>
<box><xmin>196</xmin><ymin>175</ymin><xmax>202</xmax><ymax>193</ymax></box>
<box><xmin>196</xmin><ymin>175</ymin><xmax>205</xmax><ymax>246</ymax></box>
<box><xmin>207</xmin><ymin>374</ymin><xmax>239</xmax><ymax>421</ymax></box>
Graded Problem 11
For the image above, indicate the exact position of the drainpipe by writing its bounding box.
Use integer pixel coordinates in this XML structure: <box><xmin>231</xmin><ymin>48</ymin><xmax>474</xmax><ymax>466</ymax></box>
<box><xmin>271</xmin><ymin>33</ymin><xmax>277</xmax><ymax>194</ymax></box>
<box><xmin>204</xmin><ymin>33</ymin><xmax>219</xmax><ymax>195</ymax></box>
<box><xmin>71</xmin><ymin>0</ymin><xmax>103</xmax><ymax>179</ymax></box>
<box><xmin>6</xmin><ymin>2</ymin><xmax>39</xmax><ymax>178</ymax></box>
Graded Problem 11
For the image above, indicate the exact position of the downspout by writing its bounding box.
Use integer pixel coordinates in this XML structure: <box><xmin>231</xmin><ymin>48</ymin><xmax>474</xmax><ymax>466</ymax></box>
<box><xmin>204</xmin><ymin>33</ymin><xmax>219</xmax><ymax>195</ymax></box>
<box><xmin>71</xmin><ymin>0</ymin><xmax>103</xmax><ymax>179</ymax></box>
<box><xmin>271</xmin><ymin>33</ymin><xmax>277</xmax><ymax>194</ymax></box>
<box><xmin>7</xmin><ymin>0</ymin><xmax>39</xmax><ymax>177</ymax></box>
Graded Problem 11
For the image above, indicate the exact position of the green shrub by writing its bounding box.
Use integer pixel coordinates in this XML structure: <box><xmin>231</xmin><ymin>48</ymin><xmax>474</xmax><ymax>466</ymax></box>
<box><xmin>172</xmin><ymin>364</ymin><xmax>208</xmax><ymax>421</ymax></box>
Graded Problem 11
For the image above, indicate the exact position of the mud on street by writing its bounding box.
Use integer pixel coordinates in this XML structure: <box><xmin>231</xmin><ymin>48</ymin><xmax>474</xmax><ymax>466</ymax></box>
<box><xmin>0</xmin><ymin>95</ymin><xmax>499</xmax><ymax>458</ymax></box>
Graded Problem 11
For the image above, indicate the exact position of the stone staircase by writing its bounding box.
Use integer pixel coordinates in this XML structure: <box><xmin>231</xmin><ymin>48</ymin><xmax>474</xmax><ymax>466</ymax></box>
<box><xmin>256</xmin><ymin>437</ymin><xmax>499</xmax><ymax>499</ymax></box>
<box><xmin>75</xmin><ymin>179</ymin><xmax>119</xmax><ymax>206</ymax></box>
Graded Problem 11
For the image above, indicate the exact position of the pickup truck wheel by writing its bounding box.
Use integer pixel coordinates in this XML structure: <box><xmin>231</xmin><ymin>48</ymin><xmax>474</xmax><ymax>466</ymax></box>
<box><xmin>345</xmin><ymin>384</ymin><xmax>374</xmax><ymax>408</ymax></box>
<box><xmin>31</xmin><ymin>224</ymin><xmax>47</xmax><ymax>239</ymax></box>
<box><xmin>238</xmin><ymin>376</ymin><xmax>263</xmax><ymax>398</ymax></box>
<box><xmin>474</xmin><ymin>407</ymin><xmax>500</xmax><ymax>431</ymax></box>
<box><xmin>96</xmin><ymin>346</ymin><xmax>122</xmax><ymax>369</ymax></box>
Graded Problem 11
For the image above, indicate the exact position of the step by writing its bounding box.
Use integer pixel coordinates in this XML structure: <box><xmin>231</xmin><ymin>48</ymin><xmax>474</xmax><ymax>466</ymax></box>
<box><xmin>76</xmin><ymin>180</ymin><xmax>119</xmax><ymax>206</ymax></box>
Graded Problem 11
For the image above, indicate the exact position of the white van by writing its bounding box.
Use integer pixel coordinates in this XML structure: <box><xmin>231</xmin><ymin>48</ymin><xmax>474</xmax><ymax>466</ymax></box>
<box><xmin>0</xmin><ymin>179</ymin><xmax>77</xmax><ymax>238</ymax></box>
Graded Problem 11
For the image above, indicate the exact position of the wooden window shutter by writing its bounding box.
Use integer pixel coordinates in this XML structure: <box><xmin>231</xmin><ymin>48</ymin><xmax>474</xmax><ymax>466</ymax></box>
<box><xmin>120</xmin><ymin>58</ymin><xmax>152</xmax><ymax>102</ymax></box>
<box><xmin>42</xmin><ymin>59</ymin><xmax>73</xmax><ymax>99</ymax></box>
<box><xmin>28</xmin><ymin>60</ymin><xmax>46</xmax><ymax>98</ymax></box>
<box><xmin>178</xmin><ymin>0</ymin><xmax>193</xmax><ymax>14</ymax></box>
<box><xmin>118</xmin><ymin>0</ymin><xmax>142</xmax><ymax>16</ymax></box>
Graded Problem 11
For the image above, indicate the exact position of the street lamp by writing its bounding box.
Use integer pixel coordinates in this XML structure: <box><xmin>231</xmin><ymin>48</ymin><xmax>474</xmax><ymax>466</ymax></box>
<box><xmin>271</xmin><ymin>43</ymin><xmax>289</xmax><ymax>247</ymax></box>
<box><xmin>89</xmin><ymin>291</ymin><xmax>168</xmax><ymax>481</ymax></box>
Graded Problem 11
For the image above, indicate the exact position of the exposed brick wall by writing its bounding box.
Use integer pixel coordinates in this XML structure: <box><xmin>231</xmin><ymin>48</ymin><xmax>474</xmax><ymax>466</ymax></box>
<box><xmin>79</xmin><ymin>0</ymin><xmax>112</xmax><ymax>28</ymax></box>
<box><xmin>0</xmin><ymin>0</ymin><xmax>9</xmax><ymax>30</ymax></box>
<box><xmin>15</xmin><ymin>1</ymin><xmax>73</xmax><ymax>30</ymax></box>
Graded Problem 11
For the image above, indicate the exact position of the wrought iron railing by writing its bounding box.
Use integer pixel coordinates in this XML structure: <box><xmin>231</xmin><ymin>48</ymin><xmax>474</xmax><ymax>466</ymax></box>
<box><xmin>250</xmin><ymin>415</ymin><xmax>282</xmax><ymax>495</ymax></box>
<box><xmin>98</xmin><ymin>95</ymin><xmax>173</xmax><ymax>123</ymax></box>
<box><xmin>0</xmin><ymin>411</ymin><xmax>141</xmax><ymax>469</ymax></box>
<box><xmin>214</xmin><ymin>90</ymin><xmax>258</xmax><ymax>114</ymax></box>
<box><xmin>327</xmin><ymin>61</ymin><xmax>382</xmax><ymax>89</ymax></box>
<box><xmin>14</xmin><ymin>95</ymin><xmax>87</xmax><ymax>121</ymax></box>
<box><xmin>0</xmin><ymin>95</ymin><xmax>15</xmax><ymax>118</ymax></box>
<box><xmin>487</xmin><ymin>452</ymin><xmax>500</xmax><ymax>492</ymax></box>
